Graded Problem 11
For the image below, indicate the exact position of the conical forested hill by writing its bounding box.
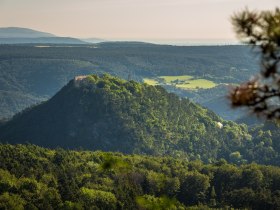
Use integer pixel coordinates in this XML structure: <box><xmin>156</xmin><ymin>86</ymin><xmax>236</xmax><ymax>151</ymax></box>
<box><xmin>0</xmin><ymin>74</ymin><xmax>251</xmax><ymax>162</ymax></box>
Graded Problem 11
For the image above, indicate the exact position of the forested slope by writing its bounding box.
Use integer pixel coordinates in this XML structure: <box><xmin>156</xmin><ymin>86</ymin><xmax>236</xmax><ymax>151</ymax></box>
<box><xmin>0</xmin><ymin>74</ymin><xmax>279</xmax><ymax>165</ymax></box>
<box><xmin>0</xmin><ymin>44</ymin><xmax>258</xmax><ymax>119</ymax></box>
<box><xmin>0</xmin><ymin>144</ymin><xmax>279</xmax><ymax>209</ymax></box>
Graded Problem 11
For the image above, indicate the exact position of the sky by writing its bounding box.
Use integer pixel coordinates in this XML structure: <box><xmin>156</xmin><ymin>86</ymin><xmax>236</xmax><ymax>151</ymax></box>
<box><xmin>0</xmin><ymin>0</ymin><xmax>279</xmax><ymax>42</ymax></box>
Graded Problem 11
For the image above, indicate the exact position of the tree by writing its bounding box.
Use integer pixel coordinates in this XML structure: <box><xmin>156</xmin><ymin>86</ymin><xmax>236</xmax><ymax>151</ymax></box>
<box><xmin>136</xmin><ymin>195</ymin><xmax>184</xmax><ymax>210</ymax></box>
<box><xmin>79</xmin><ymin>188</ymin><xmax>117</xmax><ymax>210</ymax></box>
<box><xmin>178</xmin><ymin>172</ymin><xmax>210</xmax><ymax>205</ymax></box>
<box><xmin>0</xmin><ymin>193</ymin><xmax>26</xmax><ymax>210</ymax></box>
<box><xmin>226</xmin><ymin>188</ymin><xmax>256</xmax><ymax>209</ymax></box>
<box><xmin>230</xmin><ymin>8</ymin><xmax>280</xmax><ymax>119</ymax></box>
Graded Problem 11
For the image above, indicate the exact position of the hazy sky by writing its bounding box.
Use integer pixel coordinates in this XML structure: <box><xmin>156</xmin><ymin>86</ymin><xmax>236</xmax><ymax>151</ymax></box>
<box><xmin>0</xmin><ymin>0</ymin><xmax>279</xmax><ymax>41</ymax></box>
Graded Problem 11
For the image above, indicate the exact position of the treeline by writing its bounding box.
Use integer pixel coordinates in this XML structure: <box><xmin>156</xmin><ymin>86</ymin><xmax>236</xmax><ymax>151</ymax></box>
<box><xmin>0</xmin><ymin>144</ymin><xmax>279</xmax><ymax>209</ymax></box>
<box><xmin>0</xmin><ymin>44</ymin><xmax>258</xmax><ymax>81</ymax></box>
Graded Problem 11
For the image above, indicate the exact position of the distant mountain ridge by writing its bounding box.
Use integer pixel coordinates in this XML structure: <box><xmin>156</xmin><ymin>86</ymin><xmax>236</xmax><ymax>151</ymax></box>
<box><xmin>0</xmin><ymin>27</ymin><xmax>55</xmax><ymax>38</ymax></box>
<box><xmin>0</xmin><ymin>37</ymin><xmax>88</xmax><ymax>44</ymax></box>
<box><xmin>82</xmin><ymin>38</ymin><xmax>107</xmax><ymax>43</ymax></box>
<box><xmin>0</xmin><ymin>27</ymin><xmax>88</xmax><ymax>44</ymax></box>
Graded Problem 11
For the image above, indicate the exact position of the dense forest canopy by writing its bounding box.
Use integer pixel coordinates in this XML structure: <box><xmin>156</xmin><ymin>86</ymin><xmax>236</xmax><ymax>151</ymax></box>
<box><xmin>0</xmin><ymin>144</ymin><xmax>279</xmax><ymax>210</ymax></box>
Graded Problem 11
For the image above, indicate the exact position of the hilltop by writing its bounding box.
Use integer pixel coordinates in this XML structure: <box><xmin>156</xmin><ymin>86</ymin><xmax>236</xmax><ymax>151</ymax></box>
<box><xmin>0</xmin><ymin>74</ymin><xmax>259</xmax><ymax>162</ymax></box>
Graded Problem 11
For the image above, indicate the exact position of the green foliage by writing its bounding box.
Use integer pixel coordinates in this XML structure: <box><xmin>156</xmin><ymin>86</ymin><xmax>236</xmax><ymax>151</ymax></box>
<box><xmin>145</xmin><ymin>75</ymin><xmax>217</xmax><ymax>90</ymax></box>
<box><xmin>100</xmin><ymin>154</ymin><xmax>131</xmax><ymax>173</ymax></box>
<box><xmin>80</xmin><ymin>188</ymin><xmax>117</xmax><ymax>209</ymax></box>
<box><xmin>0</xmin><ymin>144</ymin><xmax>279</xmax><ymax>209</ymax></box>
<box><xmin>136</xmin><ymin>195</ymin><xmax>184</xmax><ymax>210</ymax></box>
<box><xmin>0</xmin><ymin>192</ymin><xmax>26</xmax><ymax>210</ymax></box>
<box><xmin>0</xmin><ymin>44</ymin><xmax>259</xmax><ymax>120</ymax></box>
<box><xmin>1</xmin><ymin>74</ymin><xmax>275</xmax><ymax>165</ymax></box>
<box><xmin>178</xmin><ymin>172</ymin><xmax>210</xmax><ymax>205</ymax></box>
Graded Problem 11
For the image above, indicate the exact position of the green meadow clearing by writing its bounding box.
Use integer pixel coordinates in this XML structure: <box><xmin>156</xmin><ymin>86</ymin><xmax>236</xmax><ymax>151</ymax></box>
<box><xmin>143</xmin><ymin>78</ymin><xmax>159</xmax><ymax>86</ymax></box>
<box><xmin>144</xmin><ymin>75</ymin><xmax>217</xmax><ymax>90</ymax></box>
<box><xmin>159</xmin><ymin>75</ymin><xmax>193</xmax><ymax>83</ymax></box>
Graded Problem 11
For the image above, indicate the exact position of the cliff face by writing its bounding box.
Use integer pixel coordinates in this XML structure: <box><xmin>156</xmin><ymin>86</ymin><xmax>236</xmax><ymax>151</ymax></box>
<box><xmin>74</xmin><ymin>75</ymin><xmax>88</xmax><ymax>87</ymax></box>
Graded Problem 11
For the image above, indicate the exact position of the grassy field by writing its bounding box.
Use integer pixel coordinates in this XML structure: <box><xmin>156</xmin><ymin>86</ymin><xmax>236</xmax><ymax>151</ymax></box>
<box><xmin>143</xmin><ymin>78</ymin><xmax>159</xmax><ymax>86</ymax></box>
<box><xmin>144</xmin><ymin>75</ymin><xmax>217</xmax><ymax>90</ymax></box>
<box><xmin>176</xmin><ymin>79</ymin><xmax>217</xmax><ymax>89</ymax></box>
<box><xmin>159</xmin><ymin>75</ymin><xmax>193</xmax><ymax>83</ymax></box>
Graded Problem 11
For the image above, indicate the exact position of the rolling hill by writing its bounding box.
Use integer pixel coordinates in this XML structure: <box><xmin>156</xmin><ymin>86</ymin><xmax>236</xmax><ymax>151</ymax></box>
<box><xmin>0</xmin><ymin>74</ymin><xmax>279</xmax><ymax>165</ymax></box>
<box><xmin>0</xmin><ymin>74</ymin><xmax>257</xmax><ymax>162</ymax></box>
<box><xmin>0</xmin><ymin>44</ymin><xmax>259</xmax><ymax>120</ymax></box>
